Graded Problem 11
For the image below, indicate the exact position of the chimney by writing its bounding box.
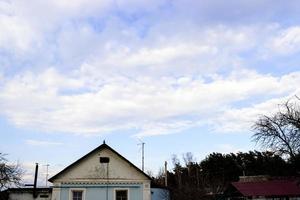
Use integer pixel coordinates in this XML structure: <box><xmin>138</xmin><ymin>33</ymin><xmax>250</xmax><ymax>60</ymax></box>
<box><xmin>33</xmin><ymin>163</ymin><xmax>38</xmax><ymax>198</ymax></box>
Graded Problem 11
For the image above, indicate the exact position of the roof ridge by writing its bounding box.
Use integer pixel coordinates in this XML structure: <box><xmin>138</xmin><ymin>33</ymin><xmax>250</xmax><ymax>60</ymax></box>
<box><xmin>48</xmin><ymin>143</ymin><xmax>151</xmax><ymax>182</ymax></box>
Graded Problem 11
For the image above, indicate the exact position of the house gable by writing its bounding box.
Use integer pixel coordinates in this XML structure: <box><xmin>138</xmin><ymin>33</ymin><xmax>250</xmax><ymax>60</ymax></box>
<box><xmin>49</xmin><ymin>143</ymin><xmax>151</xmax><ymax>183</ymax></box>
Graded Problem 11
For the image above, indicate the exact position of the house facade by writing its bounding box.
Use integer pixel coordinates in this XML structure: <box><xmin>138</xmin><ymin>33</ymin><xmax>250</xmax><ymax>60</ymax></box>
<box><xmin>49</xmin><ymin>142</ymin><xmax>152</xmax><ymax>200</ymax></box>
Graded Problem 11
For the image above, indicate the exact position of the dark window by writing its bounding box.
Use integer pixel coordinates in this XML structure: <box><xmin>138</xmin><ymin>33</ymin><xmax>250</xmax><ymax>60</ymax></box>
<box><xmin>100</xmin><ymin>157</ymin><xmax>110</xmax><ymax>163</ymax></box>
<box><xmin>116</xmin><ymin>190</ymin><xmax>128</xmax><ymax>200</ymax></box>
<box><xmin>72</xmin><ymin>191</ymin><xmax>83</xmax><ymax>200</ymax></box>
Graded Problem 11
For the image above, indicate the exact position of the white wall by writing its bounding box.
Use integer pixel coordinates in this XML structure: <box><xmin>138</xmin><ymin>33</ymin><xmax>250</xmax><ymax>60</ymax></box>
<box><xmin>50</xmin><ymin>146</ymin><xmax>151</xmax><ymax>200</ymax></box>
<box><xmin>9</xmin><ymin>191</ymin><xmax>51</xmax><ymax>200</ymax></box>
<box><xmin>53</xmin><ymin>148</ymin><xmax>149</xmax><ymax>182</ymax></box>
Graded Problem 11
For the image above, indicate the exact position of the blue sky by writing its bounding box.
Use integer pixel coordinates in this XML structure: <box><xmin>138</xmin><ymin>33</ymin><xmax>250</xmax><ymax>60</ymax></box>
<box><xmin>1</xmin><ymin>0</ymin><xmax>300</xmax><ymax>185</ymax></box>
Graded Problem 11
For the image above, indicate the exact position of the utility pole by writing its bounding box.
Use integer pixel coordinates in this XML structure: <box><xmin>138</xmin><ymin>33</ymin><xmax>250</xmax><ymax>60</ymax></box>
<box><xmin>44</xmin><ymin>164</ymin><xmax>49</xmax><ymax>187</ymax></box>
<box><xmin>164</xmin><ymin>161</ymin><xmax>168</xmax><ymax>187</ymax></box>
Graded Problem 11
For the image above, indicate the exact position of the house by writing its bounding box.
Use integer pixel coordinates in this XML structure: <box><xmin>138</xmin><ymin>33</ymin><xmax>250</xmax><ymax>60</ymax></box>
<box><xmin>224</xmin><ymin>176</ymin><xmax>300</xmax><ymax>200</ymax></box>
<box><xmin>2</xmin><ymin>142</ymin><xmax>169</xmax><ymax>200</ymax></box>
<box><xmin>48</xmin><ymin>142</ymin><xmax>152</xmax><ymax>200</ymax></box>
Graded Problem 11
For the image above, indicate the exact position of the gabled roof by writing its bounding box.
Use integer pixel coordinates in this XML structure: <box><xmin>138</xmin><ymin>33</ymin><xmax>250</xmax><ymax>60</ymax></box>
<box><xmin>231</xmin><ymin>180</ymin><xmax>300</xmax><ymax>197</ymax></box>
<box><xmin>48</xmin><ymin>143</ymin><xmax>152</xmax><ymax>182</ymax></box>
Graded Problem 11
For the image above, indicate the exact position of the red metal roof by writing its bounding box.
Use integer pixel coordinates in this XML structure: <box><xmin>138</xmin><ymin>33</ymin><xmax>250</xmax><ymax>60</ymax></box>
<box><xmin>232</xmin><ymin>180</ymin><xmax>300</xmax><ymax>197</ymax></box>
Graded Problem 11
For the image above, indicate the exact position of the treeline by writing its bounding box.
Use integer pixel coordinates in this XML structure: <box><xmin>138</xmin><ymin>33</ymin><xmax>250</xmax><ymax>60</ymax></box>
<box><xmin>152</xmin><ymin>151</ymin><xmax>300</xmax><ymax>200</ymax></box>
<box><xmin>152</xmin><ymin>97</ymin><xmax>300</xmax><ymax>200</ymax></box>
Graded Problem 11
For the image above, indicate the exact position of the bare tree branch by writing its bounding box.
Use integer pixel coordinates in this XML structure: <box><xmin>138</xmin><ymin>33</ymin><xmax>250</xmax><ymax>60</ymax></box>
<box><xmin>0</xmin><ymin>153</ymin><xmax>24</xmax><ymax>190</ymax></box>
<box><xmin>252</xmin><ymin>97</ymin><xmax>300</xmax><ymax>160</ymax></box>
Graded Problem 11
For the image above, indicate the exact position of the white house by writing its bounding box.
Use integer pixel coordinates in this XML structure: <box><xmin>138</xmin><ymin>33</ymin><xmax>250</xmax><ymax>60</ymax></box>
<box><xmin>2</xmin><ymin>188</ymin><xmax>52</xmax><ymax>200</ymax></box>
<box><xmin>48</xmin><ymin>142</ymin><xmax>152</xmax><ymax>200</ymax></box>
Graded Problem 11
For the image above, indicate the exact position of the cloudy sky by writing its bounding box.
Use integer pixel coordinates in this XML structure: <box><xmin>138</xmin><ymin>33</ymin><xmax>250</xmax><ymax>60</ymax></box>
<box><xmin>1</xmin><ymin>0</ymin><xmax>300</xmax><ymax>185</ymax></box>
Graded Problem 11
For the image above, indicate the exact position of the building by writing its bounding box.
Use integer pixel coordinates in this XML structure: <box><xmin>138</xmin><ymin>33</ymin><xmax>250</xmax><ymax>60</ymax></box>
<box><xmin>2</xmin><ymin>142</ymin><xmax>169</xmax><ymax>200</ymax></box>
<box><xmin>224</xmin><ymin>176</ymin><xmax>300</xmax><ymax>200</ymax></box>
<box><xmin>151</xmin><ymin>187</ymin><xmax>170</xmax><ymax>200</ymax></box>
<box><xmin>48</xmin><ymin>142</ymin><xmax>152</xmax><ymax>200</ymax></box>
<box><xmin>2</xmin><ymin>188</ymin><xmax>52</xmax><ymax>200</ymax></box>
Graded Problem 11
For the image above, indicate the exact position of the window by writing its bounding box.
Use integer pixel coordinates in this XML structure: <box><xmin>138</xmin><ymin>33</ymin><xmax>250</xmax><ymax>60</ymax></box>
<box><xmin>115</xmin><ymin>190</ymin><xmax>128</xmax><ymax>200</ymax></box>
<box><xmin>72</xmin><ymin>191</ymin><xmax>83</xmax><ymax>200</ymax></box>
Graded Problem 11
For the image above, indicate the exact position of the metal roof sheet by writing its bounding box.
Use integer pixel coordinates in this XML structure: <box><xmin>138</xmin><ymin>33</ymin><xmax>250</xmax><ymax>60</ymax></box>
<box><xmin>232</xmin><ymin>180</ymin><xmax>300</xmax><ymax>197</ymax></box>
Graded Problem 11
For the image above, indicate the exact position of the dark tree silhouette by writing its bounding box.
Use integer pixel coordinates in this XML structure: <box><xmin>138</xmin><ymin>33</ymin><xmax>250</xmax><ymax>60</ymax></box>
<box><xmin>154</xmin><ymin>151</ymin><xmax>292</xmax><ymax>200</ymax></box>
<box><xmin>0</xmin><ymin>153</ymin><xmax>23</xmax><ymax>190</ymax></box>
<box><xmin>252</xmin><ymin>97</ymin><xmax>300</xmax><ymax>160</ymax></box>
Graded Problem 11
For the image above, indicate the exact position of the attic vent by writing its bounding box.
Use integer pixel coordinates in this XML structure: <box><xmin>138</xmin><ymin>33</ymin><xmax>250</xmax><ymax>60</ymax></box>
<box><xmin>100</xmin><ymin>157</ymin><xmax>110</xmax><ymax>163</ymax></box>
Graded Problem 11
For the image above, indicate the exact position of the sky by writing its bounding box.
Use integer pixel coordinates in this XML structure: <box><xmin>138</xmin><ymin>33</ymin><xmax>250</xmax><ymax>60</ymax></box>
<box><xmin>1</xmin><ymin>0</ymin><xmax>300</xmax><ymax>186</ymax></box>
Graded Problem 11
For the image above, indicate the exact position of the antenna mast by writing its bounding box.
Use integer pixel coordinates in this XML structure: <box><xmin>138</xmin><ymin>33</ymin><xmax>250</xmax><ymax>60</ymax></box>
<box><xmin>138</xmin><ymin>140</ymin><xmax>145</xmax><ymax>171</ymax></box>
<box><xmin>44</xmin><ymin>164</ymin><xmax>49</xmax><ymax>187</ymax></box>
<box><xmin>142</xmin><ymin>142</ymin><xmax>145</xmax><ymax>171</ymax></box>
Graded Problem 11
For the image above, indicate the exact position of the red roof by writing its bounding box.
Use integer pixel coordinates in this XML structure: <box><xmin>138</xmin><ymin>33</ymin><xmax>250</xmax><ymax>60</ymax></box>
<box><xmin>232</xmin><ymin>180</ymin><xmax>300</xmax><ymax>197</ymax></box>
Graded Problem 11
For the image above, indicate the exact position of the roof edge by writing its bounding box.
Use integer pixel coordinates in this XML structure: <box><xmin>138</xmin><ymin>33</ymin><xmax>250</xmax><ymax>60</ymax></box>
<box><xmin>48</xmin><ymin>143</ymin><xmax>152</xmax><ymax>182</ymax></box>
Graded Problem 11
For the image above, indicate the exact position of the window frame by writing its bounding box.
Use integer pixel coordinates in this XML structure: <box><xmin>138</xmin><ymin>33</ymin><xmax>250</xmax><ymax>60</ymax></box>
<box><xmin>114</xmin><ymin>188</ymin><xmax>130</xmax><ymax>200</ymax></box>
<box><xmin>69</xmin><ymin>188</ymin><xmax>86</xmax><ymax>200</ymax></box>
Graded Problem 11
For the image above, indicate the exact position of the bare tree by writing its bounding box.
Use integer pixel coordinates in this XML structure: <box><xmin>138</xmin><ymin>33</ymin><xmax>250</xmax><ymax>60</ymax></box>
<box><xmin>171</xmin><ymin>154</ymin><xmax>182</xmax><ymax>189</ymax></box>
<box><xmin>182</xmin><ymin>152</ymin><xmax>195</xmax><ymax>178</ymax></box>
<box><xmin>182</xmin><ymin>152</ymin><xmax>195</xmax><ymax>166</ymax></box>
<box><xmin>0</xmin><ymin>153</ymin><xmax>24</xmax><ymax>190</ymax></box>
<box><xmin>252</xmin><ymin>97</ymin><xmax>300</xmax><ymax>160</ymax></box>
<box><xmin>146</xmin><ymin>170</ymin><xmax>154</xmax><ymax>178</ymax></box>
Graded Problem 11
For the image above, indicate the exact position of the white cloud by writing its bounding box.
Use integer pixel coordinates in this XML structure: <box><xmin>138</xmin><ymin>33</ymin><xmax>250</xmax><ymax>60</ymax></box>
<box><xmin>213</xmin><ymin>89</ymin><xmax>300</xmax><ymax>133</ymax></box>
<box><xmin>135</xmin><ymin>120</ymin><xmax>198</xmax><ymax>137</ymax></box>
<box><xmin>76</xmin><ymin>25</ymin><xmax>258</xmax><ymax>77</ymax></box>
<box><xmin>0</xmin><ymin>14</ymin><xmax>37</xmax><ymax>52</ymax></box>
<box><xmin>1</xmin><ymin>0</ymin><xmax>300</xmax><ymax>138</ymax></box>
<box><xmin>268</xmin><ymin>26</ymin><xmax>300</xmax><ymax>55</ymax></box>
<box><xmin>0</xmin><ymin>68</ymin><xmax>299</xmax><ymax>137</ymax></box>
<box><xmin>0</xmin><ymin>0</ymin><xmax>274</xmax><ymax>76</ymax></box>
<box><xmin>1</xmin><ymin>0</ymin><xmax>300</xmax><ymax>180</ymax></box>
<box><xmin>121</xmin><ymin>45</ymin><xmax>217</xmax><ymax>67</ymax></box>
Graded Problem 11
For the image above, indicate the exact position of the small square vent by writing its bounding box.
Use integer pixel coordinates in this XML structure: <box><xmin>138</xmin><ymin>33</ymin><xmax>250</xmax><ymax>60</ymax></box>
<box><xmin>100</xmin><ymin>157</ymin><xmax>110</xmax><ymax>163</ymax></box>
